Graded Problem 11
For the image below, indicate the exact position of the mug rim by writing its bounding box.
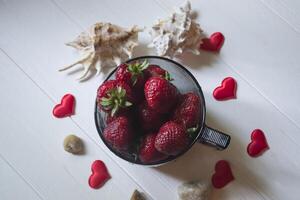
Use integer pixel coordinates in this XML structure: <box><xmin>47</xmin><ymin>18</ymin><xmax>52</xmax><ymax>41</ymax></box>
<box><xmin>94</xmin><ymin>55</ymin><xmax>207</xmax><ymax>166</ymax></box>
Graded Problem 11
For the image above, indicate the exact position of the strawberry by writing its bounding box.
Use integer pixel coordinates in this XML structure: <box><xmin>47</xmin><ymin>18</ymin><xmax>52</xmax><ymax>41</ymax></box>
<box><xmin>133</xmin><ymin>88</ymin><xmax>145</xmax><ymax>104</ymax></box>
<box><xmin>97</xmin><ymin>80</ymin><xmax>133</xmax><ymax>116</ymax></box>
<box><xmin>97</xmin><ymin>80</ymin><xmax>117</xmax><ymax>99</ymax></box>
<box><xmin>155</xmin><ymin>121</ymin><xmax>189</xmax><ymax>155</ymax></box>
<box><xmin>103</xmin><ymin>116</ymin><xmax>133</xmax><ymax>151</ymax></box>
<box><xmin>138</xmin><ymin>101</ymin><xmax>165</xmax><ymax>131</ymax></box>
<box><xmin>144</xmin><ymin>65</ymin><xmax>172</xmax><ymax>80</ymax></box>
<box><xmin>105</xmin><ymin>109</ymin><xmax>131</xmax><ymax>124</ymax></box>
<box><xmin>115</xmin><ymin>64</ymin><xmax>131</xmax><ymax>85</ymax></box>
<box><xmin>116</xmin><ymin>60</ymin><xmax>149</xmax><ymax>104</ymax></box>
<box><xmin>172</xmin><ymin>92</ymin><xmax>201</xmax><ymax>129</ymax></box>
<box><xmin>144</xmin><ymin>77</ymin><xmax>179</xmax><ymax>113</ymax></box>
<box><xmin>139</xmin><ymin>133</ymin><xmax>167</xmax><ymax>163</ymax></box>
<box><xmin>115</xmin><ymin>60</ymin><xmax>149</xmax><ymax>89</ymax></box>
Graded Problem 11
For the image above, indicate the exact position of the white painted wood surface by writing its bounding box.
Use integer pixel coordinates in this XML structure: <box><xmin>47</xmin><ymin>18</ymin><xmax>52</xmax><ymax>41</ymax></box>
<box><xmin>0</xmin><ymin>0</ymin><xmax>299</xmax><ymax>199</ymax></box>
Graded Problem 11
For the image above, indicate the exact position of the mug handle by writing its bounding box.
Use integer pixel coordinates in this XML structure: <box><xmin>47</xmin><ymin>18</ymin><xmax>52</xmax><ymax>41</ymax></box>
<box><xmin>198</xmin><ymin>125</ymin><xmax>231</xmax><ymax>150</ymax></box>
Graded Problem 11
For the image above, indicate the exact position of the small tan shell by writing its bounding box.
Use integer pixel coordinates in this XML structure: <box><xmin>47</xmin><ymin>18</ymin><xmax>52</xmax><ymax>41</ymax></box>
<box><xmin>178</xmin><ymin>181</ymin><xmax>211</xmax><ymax>200</ymax></box>
<box><xmin>130</xmin><ymin>189</ymin><xmax>145</xmax><ymax>200</ymax></box>
<box><xmin>63</xmin><ymin>134</ymin><xmax>84</xmax><ymax>154</ymax></box>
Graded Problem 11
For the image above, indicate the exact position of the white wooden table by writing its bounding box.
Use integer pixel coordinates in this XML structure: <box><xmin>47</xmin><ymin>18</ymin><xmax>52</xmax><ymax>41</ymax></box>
<box><xmin>1</xmin><ymin>0</ymin><xmax>300</xmax><ymax>199</ymax></box>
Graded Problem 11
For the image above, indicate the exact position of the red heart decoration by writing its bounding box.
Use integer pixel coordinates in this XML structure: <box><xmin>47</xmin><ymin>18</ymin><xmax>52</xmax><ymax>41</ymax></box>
<box><xmin>52</xmin><ymin>94</ymin><xmax>75</xmax><ymax>118</ymax></box>
<box><xmin>200</xmin><ymin>32</ymin><xmax>225</xmax><ymax>52</ymax></box>
<box><xmin>212</xmin><ymin>160</ymin><xmax>234</xmax><ymax>189</ymax></box>
<box><xmin>247</xmin><ymin>129</ymin><xmax>269</xmax><ymax>157</ymax></box>
<box><xmin>213</xmin><ymin>77</ymin><xmax>237</xmax><ymax>101</ymax></box>
<box><xmin>89</xmin><ymin>160</ymin><xmax>110</xmax><ymax>189</ymax></box>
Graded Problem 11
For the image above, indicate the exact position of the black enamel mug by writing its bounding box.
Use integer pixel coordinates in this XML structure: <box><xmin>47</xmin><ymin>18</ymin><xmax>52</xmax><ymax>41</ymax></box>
<box><xmin>95</xmin><ymin>56</ymin><xmax>231</xmax><ymax>166</ymax></box>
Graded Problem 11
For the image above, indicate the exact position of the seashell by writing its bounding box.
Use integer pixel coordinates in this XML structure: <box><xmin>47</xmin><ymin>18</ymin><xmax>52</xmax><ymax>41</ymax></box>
<box><xmin>59</xmin><ymin>22</ymin><xmax>141</xmax><ymax>81</ymax></box>
<box><xmin>63</xmin><ymin>134</ymin><xmax>84</xmax><ymax>154</ymax></box>
<box><xmin>178</xmin><ymin>180</ymin><xmax>211</xmax><ymax>200</ymax></box>
<box><xmin>130</xmin><ymin>189</ymin><xmax>146</xmax><ymax>200</ymax></box>
<box><xmin>148</xmin><ymin>1</ymin><xmax>204</xmax><ymax>58</ymax></box>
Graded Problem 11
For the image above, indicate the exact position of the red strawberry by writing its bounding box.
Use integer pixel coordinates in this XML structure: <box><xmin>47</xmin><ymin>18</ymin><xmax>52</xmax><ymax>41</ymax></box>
<box><xmin>155</xmin><ymin>121</ymin><xmax>189</xmax><ymax>155</ymax></box>
<box><xmin>138</xmin><ymin>101</ymin><xmax>165</xmax><ymax>131</ymax></box>
<box><xmin>97</xmin><ymin>80</ymin><xmax>133</xmax><ymax>116</ymax></box>
<box><xmin>105</xmin><ymin>109</ymin><xmax>131</xmax><ymax>124</ymax></box>
<box><xmin>115</xmin><ymin>60</ymin><xmax>149</xmax><ymax>89</ymax></box>
<box><xmin>133</xmin><ymin>88</ymin><xmax>145</xmax><ymax>104</ymax></box>
<box><xmin>144</xmin><ymin>65</ymin><xmax>172</xmax><ymax>80</ymax></box>
<box><xmin>97</xmin><ymin>80</ymin><xmax>117</xmax><ymax>99</ymax></box>
<box><xmin>172</xmin><ymin>92</ymin><xmax>201</xmax><ymax>129</ymax></box>
<box><xmin>139</xmin><ymin>133</ymin><xmax>167</xmax><ymax>163</ymax></box>
<box><xmin>144</xmin><ymin>77</ymin><xmax>179</xmax><ymax>113</ymax></box>
<box><xmin>103</xmin><ymin>116</ymin><xmax>133</xmax><ymax>151</ymax></box>
<box><xmin>115</xmin><ymin>64</ymin><xmax>131</xmax><ymax>85</ymax></box>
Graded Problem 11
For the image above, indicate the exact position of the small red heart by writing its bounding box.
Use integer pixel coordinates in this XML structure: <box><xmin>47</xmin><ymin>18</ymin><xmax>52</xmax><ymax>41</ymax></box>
<box><xmin>88</xmin><ymin>160</ymin><xmax>110</xmax><ymax>189</ymax></box>
<box><xmin>212</xmin><ymin>160</ymin><xmax>234</xmax><ymax>189</ymax></box>
<box><xmin>52</xmin><ymin>94</ymin><xmax>75</xmax><ymax>118</ymax></box>
<box><xmin>200</xmin><ymin>32</ymin><xmax>225</xmax><ymax>52</ymax></box>
<box><xmin>247</xmin><ymin>129</ymin><xmax>269</xmax><ymax>157</ymax></box>
<box><xmin>213</xmin><ymin>77</ymin><xmax>237</xmax><ymax>101</ymax></box>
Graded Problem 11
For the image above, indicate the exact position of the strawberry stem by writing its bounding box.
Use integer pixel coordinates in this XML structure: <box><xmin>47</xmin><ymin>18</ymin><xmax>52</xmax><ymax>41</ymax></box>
<box><xmin>100</xmin><ymin>86</ymin><xmax>132</xmax><ymax>116</ymax></box>
<box><xmin>164</xmin><ymin>71</ymin><xmax>174</xmax><ymax>81</ymax></box>
<box><xmin>127</xmin><ymin>59</ymin><xmax>149</xmax><ymax>85</ymax></box>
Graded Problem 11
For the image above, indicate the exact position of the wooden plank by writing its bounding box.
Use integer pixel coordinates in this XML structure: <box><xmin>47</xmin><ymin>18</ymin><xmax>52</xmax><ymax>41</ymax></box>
<box><xmin>0</xmin><ymin>157</ymin><xmax>41</xmax><ymax>200</ymax></box>
<box><xmin>260</xmin><ymin>0</ymin><xmax>300</xmax><ymax>32</ymax></box>
<box><xmin>0</xmin><ymin>51</ymin><xmax>148</xmax><ymax>199</ymax></box>
<box><xmin>158</xmin><ymin>0</ymin><xmax>300</xmax><ymax>127</ymax></box>
<box><xmin>0</xmin><ymin>0</ymin><xmax>300</xmax><ymax>199</ymax></box>
<box><xmin>0</xmin><ymin>0</ymin><xmax>172</xmax><ymax>199</ymax></box>
<box><xmin>47</xmin><ymin>0</ymin><xmax>300</xmax><ymax>199</ymax></box>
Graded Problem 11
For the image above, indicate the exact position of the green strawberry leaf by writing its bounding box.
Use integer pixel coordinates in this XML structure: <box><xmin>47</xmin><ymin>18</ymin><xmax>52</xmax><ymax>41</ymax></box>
<box><xmin>111</xmin><ymin>104</ymin><xmax>119</xmax><ymax>117</ymax></box>
<box><xmin>119</xmin><ymin>87</ymin><xmax>126</xmax><ymax>97</ymax></box>
<box><xmin>100</xmin><ymin>101</ymin><xmax>111</xmax><ymax>106</ymax></box>
<box><xmin>128</xmin><ymin>64</ymin><xmax>134</xmax><ymax>72</ymax></box>
<box><xmin>116</xmin><ymin>86</ymin><xmax>122</xmax><ymax>94</ymax></box>
<box><xmin>101</xmin><ymin>86</ymin><xmax>133</xmax><ymax>116</ymax></box>
<box><xmin>127</xmin><ymin>59</ymin><xmax>149</xmax><ymax>85</ymax></box>
<box><xmin>140</xmin><ymin>59</ymin><xmax>149</xmax><ymax>70</ymax></box>
<box><xmin>131</xmin><ymin>75</ymin><xmax>138</xmax><ymax>85</ymax></box>
<box><xmin>165</xmin><ymin>71</ymin><xmax>174</xmax><ymax>81</ymax></box>
<box><xmin>100</xmin><ymin>97</ymin><xmax>111</xmax><ymax>102</ymax></box>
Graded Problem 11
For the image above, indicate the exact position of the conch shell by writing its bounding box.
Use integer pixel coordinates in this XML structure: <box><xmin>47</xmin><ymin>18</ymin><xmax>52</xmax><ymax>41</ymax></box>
<box><xmin>60</xmin><ymin>22</ymin><xmax>141</xmax><ymax>81</ymax></box>
<box><xmin>148</xmin><ymin>1</ymin><xmax>204</xmax><ymax>58</ymax></box>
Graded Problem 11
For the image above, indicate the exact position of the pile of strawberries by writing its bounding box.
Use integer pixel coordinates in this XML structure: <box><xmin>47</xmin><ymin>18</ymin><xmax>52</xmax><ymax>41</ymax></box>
<box><xmin>97</xmin><ymin>60</ymin><xmax>202</xmax><ymax>164</ymax></box>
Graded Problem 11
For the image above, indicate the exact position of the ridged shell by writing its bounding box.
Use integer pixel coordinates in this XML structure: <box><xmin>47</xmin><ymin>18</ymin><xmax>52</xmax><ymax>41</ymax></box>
<box><xmin>148</xmin><ymin>1</ymin><xmax>204</xmax><ymax>58</ymax></box>
<box><xmin>60</xmin><ymin>22</ymin><xmax>141</xmax><ymax>81</ymax></box>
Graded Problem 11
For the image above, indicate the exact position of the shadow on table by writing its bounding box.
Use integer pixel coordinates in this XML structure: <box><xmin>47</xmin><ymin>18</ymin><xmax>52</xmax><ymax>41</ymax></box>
<box><xmin>154</xmin><ymin>100</ymin><xmax>269</xmax><ymax>199</ymax></box>
<box><xmin>133</xmin><ymin>42</ymin><xmax>153</xmax><ymax>57</ymax></box>
<box><xmin>177</xmin><ymin>50</ymin><xmax>218</xmax><ymax>69</ymax></box>
<box><xmin>134</xmin><ymin>42</ymin><xmax>219</xmax><ymax>70</ymax></box>
<box><xmin>63</xmin><ymin>63</ymin><xmax>114</xmax><ymax>82</ymax></box>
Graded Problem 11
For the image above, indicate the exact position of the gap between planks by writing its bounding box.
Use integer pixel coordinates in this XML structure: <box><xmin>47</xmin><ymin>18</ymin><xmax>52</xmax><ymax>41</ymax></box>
<box><xmin>2</xmin><ymin>0</ymin><xmax>299</xmax><ymax>198</ymax></box>
<box><xmin>258</xmin><ymin>0</ymin><xmax>300</xmax><ymax>33</ymax></box>
<box><xmin>0</xmin><ymin>47</ymin><xmax>154</xmax><ymax>200</ymax></box>
<box><xmin>218</xmin><ymin>56</ymin><xmax>300</xmax><ymax>132</ymax></box>
<box><xmin>0</xmin><ymin>153</ymin><xmax>45</xmax><ymax>200</ymax></box>
<box><xmin>154</xmin><ymin>0</ymin><xmax>300</xmax><ymax>132</ymax></box>
<box><xmin>47</xmin><ymin>0</ymin><xmax>300</xmax><ymax>197</ymax></box>
<box><xmin>47</xmin><ymin>0</ymin><xmax>176</xmax><ymax>197</ymax></box>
